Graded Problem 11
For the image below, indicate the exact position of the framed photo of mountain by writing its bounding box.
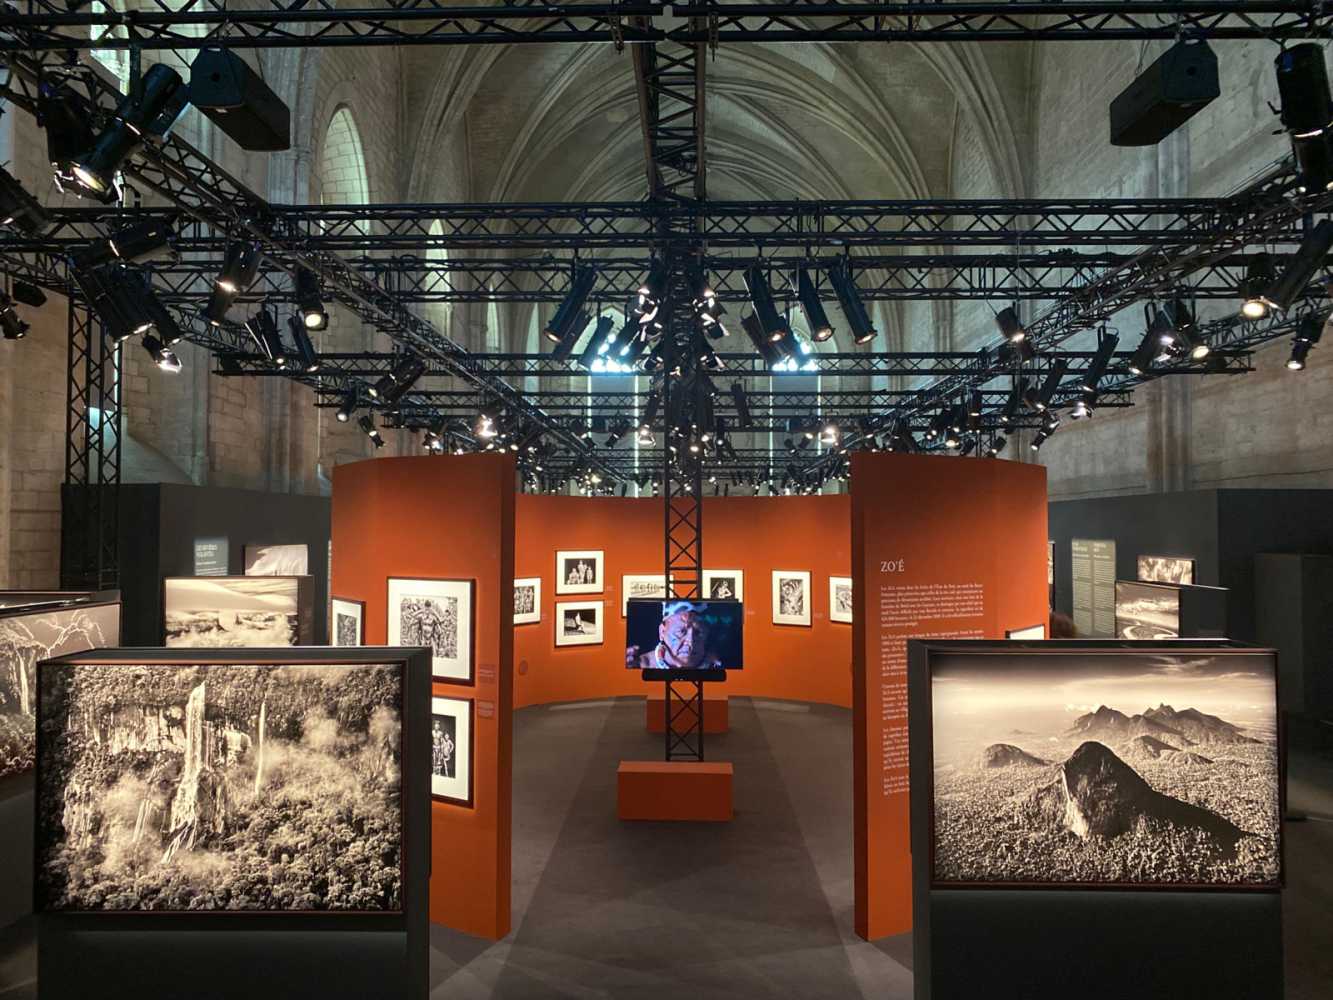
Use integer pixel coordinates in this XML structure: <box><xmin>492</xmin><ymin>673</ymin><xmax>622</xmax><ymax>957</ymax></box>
<box><xmin>916</xmin><ymin>643</ymin><xmax>1281</xmax><ymax>890</ymax></box>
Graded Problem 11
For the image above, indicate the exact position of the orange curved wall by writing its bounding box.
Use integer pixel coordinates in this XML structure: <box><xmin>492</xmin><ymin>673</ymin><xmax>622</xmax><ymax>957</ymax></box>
<box><xmin>331</xmin><ymin>454</ymin><xmax>515</xmax><ymax>941</ymax></box>
<box><xmin>514</xmin><ymin>493</ymin><xmax>855</xmax><ymax>709</ymax></box>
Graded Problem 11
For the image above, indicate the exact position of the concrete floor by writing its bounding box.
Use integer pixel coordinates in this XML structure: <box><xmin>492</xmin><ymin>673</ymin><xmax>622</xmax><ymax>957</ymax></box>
<box><xmin>2</xmin><ymin>697</ymin><xmax>1330</xmax><ymax>998</ymax></box>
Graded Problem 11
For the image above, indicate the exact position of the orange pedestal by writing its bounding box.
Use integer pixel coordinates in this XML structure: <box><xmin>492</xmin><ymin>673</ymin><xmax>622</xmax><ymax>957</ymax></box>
<box><xmin>645</xmin><ymin>697</ymin><xmax>729</xmax><ymax>734</ymax></box>
<box><xmin>617</xmin><ymin>761</ymin><xmax>734</xmax><ymax>821</ymax></box>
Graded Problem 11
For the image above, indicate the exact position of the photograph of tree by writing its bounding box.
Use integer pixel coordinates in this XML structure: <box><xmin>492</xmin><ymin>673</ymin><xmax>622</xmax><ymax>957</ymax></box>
<box><xmin>387</xmin><ymin>578</ymin><xmax>473</xmax><ymax>683</ymax></box>
<box><xmin>164</xmin><ymin>577</ymin><xmax>303</xmax><ymax>648</ymax></box>
<box><xmin>1</xmin><ymin>602</ymin><xmax>120</xmax><ymax>779</ymax></box>
<box><xmin>36</xmin><ymin>660</ymin><xmax>404</xmax><ymax>912</ymax></box>
<box><xmin>929</xmin><ymin>649</ymin><xmax>1280</xmax><ymax>888</ymax></box>
<box><xmin>771</xmin><ymin>571</ymin><xmax>811</xmax><ymax>626</ymax></box>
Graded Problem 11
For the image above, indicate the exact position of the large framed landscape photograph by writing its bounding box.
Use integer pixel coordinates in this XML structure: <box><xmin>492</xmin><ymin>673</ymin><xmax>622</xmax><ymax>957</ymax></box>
<box><xmin>1137</xmin><ymin>554</ymin><xmax>1196</xmax><ymax>586</ymax></box>
<box><xmin>244</xmin><ymin>543</ymin><xmax>310</xmax><ymax>577</ymax></box>
<box><xmin>1</xmin><ymin>599</ymin><xmax>120</xmax><ymax>780</ymax></box>
<box><xmin>926</xmin><ymin>646</ymin><xmax>1281</xmax><ymax>890</ymax></box>
<box><xmin>163</xmin><ymin>576</ymin><xmax>313</xmax><ymax>648</ymax></box>
<box><xmin>1115</xmin><ymin>580</ymin><xmax>1181</xmax><ymax>639</ymax></box>
<box><xmin>35</xmin><ymin>654</ymin><xmax>409</xmax><ymax>913</ymax></box>
<box><xmin>387</xmin><ymin>577</ymin><xmax>474</xmax><ymax>684</ymax></box>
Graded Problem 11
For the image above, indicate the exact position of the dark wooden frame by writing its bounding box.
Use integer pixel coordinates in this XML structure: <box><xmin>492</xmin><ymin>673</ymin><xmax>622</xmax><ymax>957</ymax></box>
<box><xmin>329</xmin><ymin>595</ymin><xmax>367</xmax><ymax>645</ymax></box>
<box><xmin>386</xmin><ymin>576</ymin><xmax>477</xmax><ymax>686</ymax></box>
<box><xmin>428</xmin><ymin>695</ymin><xmax>475</xmax><ymax>809</ymax></box>
<box><xmin>912</xmin><ymin>640</ymin><xmax>1285</xmax><ymax>893</ymax></box>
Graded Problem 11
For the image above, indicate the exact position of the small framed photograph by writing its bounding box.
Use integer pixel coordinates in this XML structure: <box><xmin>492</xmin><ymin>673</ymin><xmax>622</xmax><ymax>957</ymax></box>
<box><xmin>243</xmin><ymin>543</ymin><xmax>309</xmax><ymax>576</ymax></box>
<box><xmin>430</xmin><ymin>696</ymin><xmax>473</xmax><ymax>808</ymax></box>
<box><xmin>330</xmin><ymin>596</ymin><xmax>365</xmax><ymax>646</ymax></box>
<box><xmin>829</xmin><ymin>576</ymin><xmax>853</xmax><ymax>623</ymax></box>
<box><xmin>555</xmin><ymin>550</ymin><xmax>604</xmax><ymax>594</ymax></box>
<box><xmin>772</xmin><ymin>570</ymin><xmax>812</xmax><ymax>627</ymax></box>
<box><xmin>621</xmin><ymin>574</ymin><xmax>667</xmax><ymax>615</ymax></box>
<box><xmin>514</xmin><ymin>577</ymin><xmax>541</xmax><ymax>625</ymax></box>
<box><xmin>702</xmin><ymin>569</ymin><xmax>744</xmax><ymax>602</ymax></box>
<box><xmin>387</xmin><ymin>577</ymin><xmax>475</xmax><ymax>684</ymax></box>
<box><xmin>555</xmin><ymin>600</ymin><xmax>604</xmax><ymax>647</ymax></box>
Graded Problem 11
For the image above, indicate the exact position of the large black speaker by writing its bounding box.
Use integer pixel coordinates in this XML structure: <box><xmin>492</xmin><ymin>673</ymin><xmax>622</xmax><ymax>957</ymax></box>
<box><xmin>188</xmin><ymin>49</ymin><xmax>290</xmax><ymax>151</ymax></box>
<box><xmin>1109</xmin><ymin>40</ymin><xmax>1219</xmax><ymax>147</ymax></box>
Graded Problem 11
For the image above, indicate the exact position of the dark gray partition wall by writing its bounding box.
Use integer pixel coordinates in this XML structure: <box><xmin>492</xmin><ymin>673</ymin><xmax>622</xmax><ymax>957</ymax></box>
<box><xmin>1256</xmin><ymin>553</ymin><xmax>1333</xmax><ymax>718</ymax></box>
<box><xmin>908</xmin><ymin>639</ymin><xmax>1284</xmax><ymax>1000</ymax></box>
<box><xmin>1050</xmin><ymin>489</ymin><xmax>1333</xmax><ymax>641</ymax></box>
<box><xmin>82</xmin><ymin>483</ymin><xmax>332</xmax><ymax>646</ymax></box>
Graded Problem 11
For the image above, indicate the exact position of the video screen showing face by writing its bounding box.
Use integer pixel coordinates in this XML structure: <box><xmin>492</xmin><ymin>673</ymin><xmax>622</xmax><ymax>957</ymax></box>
<box><xmin>625</xmin><ymin>599</ymin><xmax>743</xmax><ymax>671</ymax></box>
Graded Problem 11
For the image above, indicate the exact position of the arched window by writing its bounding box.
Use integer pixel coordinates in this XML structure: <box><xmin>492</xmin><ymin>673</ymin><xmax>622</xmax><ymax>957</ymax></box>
<box><xmin>427</xmin><ymin>220</ymin><xmax>451</xmax><ymax>337</ymax></box>
<box><xmin>319</xmin><ymin>107</ymin><xmax>370</xmax><ymax>205</ymax></box>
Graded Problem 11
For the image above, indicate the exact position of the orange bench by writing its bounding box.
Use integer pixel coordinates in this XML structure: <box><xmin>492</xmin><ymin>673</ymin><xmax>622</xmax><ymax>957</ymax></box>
<box><xmin>617</xmin><ymin>761</ymin><xmax>734</xmax><ymax>822</ymax></box>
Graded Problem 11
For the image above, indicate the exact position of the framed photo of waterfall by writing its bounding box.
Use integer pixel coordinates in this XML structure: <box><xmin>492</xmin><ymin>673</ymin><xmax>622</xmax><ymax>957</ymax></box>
<box><xmin>911</xmin><ymin>641</ymin><xmax>1281</xmax><ymax>891</ymax></box>
<box><xmin>32</xmin><ymin>648</ymin><xmax>432</xmax><ymax>918</ymax></box>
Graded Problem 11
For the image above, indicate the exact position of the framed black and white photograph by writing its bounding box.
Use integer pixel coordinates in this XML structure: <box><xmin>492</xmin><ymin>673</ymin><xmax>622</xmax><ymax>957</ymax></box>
<box><xmin>388</xmin><ymin>577</ymin><xmax>474</xmax><ymax>684</ymax></box>
<box><xmin>35</xmin><ymin>657</ymin><xmax>407</xmax><ymax>912</ymax></box>
<box><xmin>164</xmin><ymin>576</ymin><xmax>311</xmax><ymax>648</ymax></box>
<box><xmin>0</xmin><ymin>600</ymin><xmax>120</xmax><ymax>781</ymax></box>
<box><xmin>243</xmin><ymin>543</ymin><xmax>310</xmax><ymax>576</ymax></box>
<box><xmin>430</xmin><ymin>696</ymin><xmax>473</xmax><ymax>807</ymax></box>
<box><xmin>330</xmin><ymin>597</ymin><xmax>365</xmax><ymax>646</ymax></box>
<box><xmin>555</xmin><ymin>601</ymin><xmax>604</xmax><ymax>647</ymax></box>
<box><xmin>771</xmin><ymin>570</ymin><xmax>811</xmax><ymax>626</ymax></box>
<box><xmin>1137</xmin><ymin>554</ymin><xmax>1196</xmax><ymax>586</ymax></box>
<box><xmin>555</xmin><ymin>550</ymin><xmax>604</xmax><ymax>595</ymax></box>
<box><xmin>702</xmin><ymin>569</ymin><xmax>744</xmax><ymax>602</ymax></box>
<box><xmin>829</xmin><ymin>576</ymin><xmax>853</xmax><ymax>623</ymax></box>
<box><xmin>1115</xmin><ymin>580</ymin><xmax>1181</xmax><ymax>640</ymax></box>
<box><xmin>514</xmin><ymin>577</ymin><xmax>541</xmax><ymax>626</ymax></box>
<box><xmin>621</xmin><ymin>574</ymin><xmax>667</xmax><ymax>615</ymax></box>
<box><xmin>926</xmin><ymin>646</ymin><xmax>1280</xmax><ymax>889</ymax></box>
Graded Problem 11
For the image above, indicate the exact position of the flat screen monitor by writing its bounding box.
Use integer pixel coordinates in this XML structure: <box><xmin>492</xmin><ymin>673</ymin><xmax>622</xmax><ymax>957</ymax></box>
<box><xmin>625</xmin><ymin>598</ymin><xmax>743</xmax><ymax>671</ymax></box>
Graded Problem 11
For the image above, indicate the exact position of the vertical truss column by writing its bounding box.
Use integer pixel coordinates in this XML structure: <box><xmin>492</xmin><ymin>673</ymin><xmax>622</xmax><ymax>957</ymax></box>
<box><xmin>61</xmin><ymin>275</ymin><xmax>121</xmax><ymax>590</ymax></box>
<box><xmin>637</xmin><ymin>6</ymin><xmax>709</xmax><ymax>761</ymax></box>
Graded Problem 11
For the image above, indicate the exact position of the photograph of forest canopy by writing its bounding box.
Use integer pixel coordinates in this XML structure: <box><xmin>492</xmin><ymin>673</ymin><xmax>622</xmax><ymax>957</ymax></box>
<box><xmin>36</xmin><ymin>661</ymin><xmax>404</xmax><ymax>912</ymax></box>
<box><xmin>930</xmin><ymin>650</ymin><xmax>1280</xmax><ymax>888</ymax></box>
<box><xmin>1</xmin><ymin>603</ymin><xmax>119</xmax><ymax>780</ymax></box>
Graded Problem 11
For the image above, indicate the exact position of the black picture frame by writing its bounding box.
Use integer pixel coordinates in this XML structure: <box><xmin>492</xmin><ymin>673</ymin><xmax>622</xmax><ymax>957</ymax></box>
<box><xmin>330</xmin><ymin>595</ymin><xmax>367</xmax><ymax>645</ymax></box>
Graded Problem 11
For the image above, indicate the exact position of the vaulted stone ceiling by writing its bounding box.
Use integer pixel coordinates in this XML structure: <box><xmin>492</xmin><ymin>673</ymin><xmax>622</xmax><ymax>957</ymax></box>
<box><xmin>401</xmin><ymin>41</ymin><xmax>1031</xmax><ymax>205</ymax></box>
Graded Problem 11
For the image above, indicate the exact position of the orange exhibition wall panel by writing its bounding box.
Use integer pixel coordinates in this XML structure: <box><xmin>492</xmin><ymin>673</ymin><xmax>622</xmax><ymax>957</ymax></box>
<box><xmin>850</xmin><ymin>453</ymin><xmax>1048</xmax><ymax>941</ymax></box>
<box><xmin>331</xmin><ymin>454</ymin><xmax>515</xmax><ymax>941</ymax></box>
<box><xmin>513</xmin><ymin>493</ymin><xmax>854</xmax><ymax>709</ymax></box>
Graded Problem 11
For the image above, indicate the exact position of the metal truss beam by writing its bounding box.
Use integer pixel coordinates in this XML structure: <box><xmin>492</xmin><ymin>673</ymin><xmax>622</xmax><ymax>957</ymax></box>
<box><xmin>0</xmin><ymin>1</ymin><xmax>1327</xmax><ymax>50</ymax></box>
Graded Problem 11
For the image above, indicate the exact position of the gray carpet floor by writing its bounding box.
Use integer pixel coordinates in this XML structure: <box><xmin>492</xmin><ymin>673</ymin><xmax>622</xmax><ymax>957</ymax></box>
<box><xmin>3</xmin><ymin>697</ymin><xmax>1330</xmax><ymax>999</ymax></box>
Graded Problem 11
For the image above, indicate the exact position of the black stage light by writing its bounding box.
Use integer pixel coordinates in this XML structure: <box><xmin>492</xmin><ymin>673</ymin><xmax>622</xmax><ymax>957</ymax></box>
<box><xmin>829</xmin><ymin>257</ymin><xmax>877</xmax><ymax>344</ymax></box>
<box><xmin>1035</xmin><ymin>359</ymin><xmax>1069</xmax><ymax>411</ymax></box>
<box><xmin>141</xmin><ymin>333</ymin><xmax>182</xmax><ymax>373</ymax></box>
<box><xmin>108</xmin><ymin>218</ymin><xmax>175</xmax><ymax>263</ymax></box>
<box><xmin>1239</xmin><ymin>255</ymin><xmax>1276</xmax><ymax>319</ymax></box>
<box><xmin>245</xmin><ymin>310</ymin><xmax>286</xmax><ymax>365</ymax></box>
<box><xmin>740</xmin><ymin>311</ymin><xmax>784</xmax><ymax>368</ymax></box>
<box><xmin>0</xmin><ymin>166</ymin><xmax>52</xmax><ymax>235</ymax></box>
<box><xmin>37</xmin><ymin>82</ymin><xmax>96</xmax><ymax>172</ymax></box>
<box><xmin>639</xmin><ymin>387</ymin><xmax>661</xmax><ymax>432</ymax></box>
<box><xmin>577</xmin><ymin>314</ymin><xmax>617</xmax><ymax>371</ymax></box>
<box><xmin>1109</xmin><ymin>38</ymin><xmax>1218</xmax><ymax>146</ymax></box>
<box><xmin>796</xmin><ymin>266</ymin><xmax>834</xmax><ymax>342</ymax></box>
<box><xmin>295</xmin><ymin>269</ymin><xmax>328</xmax><ymax>330</ymax></box>
<box><xmin>995</xmin><ymin>305</ymin><xmax>1026</xmax><ymax>343</ymax></box>
<box><xmin>730</xmin><ymin>381</ymin><xmax>752</xmax><ymax>429</ymax></box>
<box><xmin>926</xmin><ymin>406</ymin><xmax>951</xmax><ymax>441</ymax></box>
<box><xmin>116</xmin><ymin>270</ymin><xmax>184</xmax><ymax>346</ymax></box>
<box><xmin>189</xmin><ymin>48</ymin><xmax>292</xmax><ymax>151</ymax></box>
<box><xmin>694</xmin><ymin>275</ymin><xmax>727</xmax><ymax>338</ymax></box>
<box><xmin>217</xmin><ymin>240</ymin><xmax>263</xmax><ymax>294</ymax></box>
<box><xmin>336</xmin><ymin>387</ymin><xmax>358</xmax><ymax>422</ymax></box>
<box><xmin>1263</xmin><ymin>220</ymin><xmax>1333</xmax><ymax>312</ymax></box>
<box><xmin>1287</xmin><ymin>312</ymin><xmax>1324</xmax><ymax>371</ymax></box>
<box><xmin>615</xmin><ymin>317</ymin><xmax>650</xmax><ymax>366</ymax></box>
<box><xmin>1128</xmin><ymin>323</ymin><xmax>1161</xmax><ymax>376</ymax></box>
<box><xmin>968</xmin><ymin>388</ymin><xmax>983</xmax><ymax>418</ymax></box>
<box><xmin>288</xmin><ymin>315</ymin><xmax>320</xmax><ymax>373</ymax></box>
<box><xmin>545</xmin><ymin>267</ymin><xmax>597</xmax><ymax>343</ymax></box>
<box><xmin>358</xmin><ymin>414</ymin><xmax>385</xmax><ymax>448</ymax></box>
<box><xmin>1080</xmin><ymin>332</ymin><xmax>1120</xmax><ymax>392</ymax></box>
<box><xmin>636</xmin><ymin>261</ymin><xmax>668</xmax><ymax>320</ymax></box>
<box><xmin>12</xmin><ymin>281</ymin><xmax>47</xmax><ymax>308</ymax></box>
<box><xmin>744</xmin><ymin>264</ymin><xmax>790</xmax><ymax>344</ymax></box>
<box><xmin>1276</xmin><ymin>44</ymin><xmax>1333</xmax><ymax>139</ymax></box>
<box><xmin>70</xmin><ymin>264</ymin><xmax>128</xmax><ymax>341</ymax></box>
<box><xmin>986</xmin><ymin>435</ymin><xmax>1008</xmax><ymax>458</ymax></box>
<box><xmin>1030</xmin><ymin>427</ymin><xmax>1052</xmax><ymax>452</ymax></box>
<box><xmin>1070</xmin><ymin>391</ymin><xmax>1096</xmax><ymax>420</ymax></box>
<box><xmin>372</xmin><ymin>353</ymin><xmax>426</xmax><ymax>405</ymax></box>
<box><xmin>1292</xmin><ymin>132</ymin><xmax>1333</xmax><ymax>194</ymax></box>
<box><xmin>1001</xmin><ymin>377</ymin><xmax>1024</xmax><ymax>426</ymax></box>
<box><xmin>550</xmin><ymin>310</ymin><xmax>591</xmax><ymax>363</ymax></box>
<box><xmin>63</xmin><ymin>65</ymin><xmax>187</xmax><ymax>200</ymax></box>
<box><xmin>0</xmin><ymin>294</ymin><xmax>30</xmax><ymax>340</ymax></box>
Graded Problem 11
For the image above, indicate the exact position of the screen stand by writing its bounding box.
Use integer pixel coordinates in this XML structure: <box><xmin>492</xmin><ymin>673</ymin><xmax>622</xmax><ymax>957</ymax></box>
<box><xmin>641</xmin><ymin>668</ymin><xmax>725</xmax><ymax>762</ymax></box>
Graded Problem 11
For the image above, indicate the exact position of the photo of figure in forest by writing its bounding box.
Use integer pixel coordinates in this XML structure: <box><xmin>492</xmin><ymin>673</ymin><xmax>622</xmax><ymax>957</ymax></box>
<box><xmin>930</xmin><ymin>650</ymin><xmax>1280</xmax><ymax>888</ymax></box>
<box><xmin>399</xmin><ymin>596</ymin><xmax>458</xmax><ymax>660</ymax></box>
<box><xmin>431</xmin><ymin>715</ymin><xmax>456</xmax><ymax>780</ymax></box>
<box><xmin>164</xmin><ymin>578</ymin><xmax>302</xmax><ymax>648</ymax></box>
<box><xmin>336</xmin><ymin>613</ymin><xmax>359</xmax><ymax>647</ymax></box>
<box><xmin>779</xmin><ymin>578</ymin><xmax>805</xmax><ymax>616</ymax></box>
<box><xmin>36</xmin><ymin>661</ymin><xmax>404</xmax><ymax>912</ymax></box>
<box><xmin>0</xmin><ymin>602</ymin><xmax>119</xmax><ymax>780</ymax></box>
